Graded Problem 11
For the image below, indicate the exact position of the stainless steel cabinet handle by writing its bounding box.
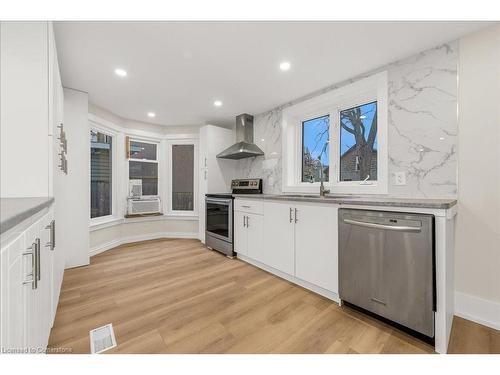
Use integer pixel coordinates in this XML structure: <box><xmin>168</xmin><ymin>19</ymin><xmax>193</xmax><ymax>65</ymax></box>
<box><xmin>242</xmin><ymin>205</ymin><xmax>251</xmax><ymax>208</ymax></box>
<box><xmin>35</xmin><ymin>238</ymin><xmax>41</xmax><ymax>282</ymax></box>
<box><xmin>289</xmin><ymin>207</ymin><xmax>293</xmax><ymax>223</ymax></box>
<box><xmin>342</xmin><ymin>218</ymin><xmax>421</xmax><ymax>233</ymax></box>
<box><xmin>45</xmin><ymin>220</ymin><xmax>55</xmax><ymax>250</ymax></box>
<box><xmin>371</xmin><ymin>297</ymin><xmax>387</xmax><ymax>306</ymax></box>
<box><xmin>294</xmin><ymin>208</ymin><xmax>298</xmax><ymax>223</ymax></box>
<box><xmin>243</xmin><ymin>216</ymin><xmax>246</xmax><ymax>227</ymax></box>
<box><xmin>24</xmin><ymin>242</ymin><xmax>37</xmax><ymax>289</ymax></box>
<box><xmin>22</xmin><ymin>248</ymin><xmax>35</xmax><ymax>288</ymax></box>
<box><xmin>246</xmin><ymin>215</ymin><xmax>250</xmax><ymax>228</ymax></box>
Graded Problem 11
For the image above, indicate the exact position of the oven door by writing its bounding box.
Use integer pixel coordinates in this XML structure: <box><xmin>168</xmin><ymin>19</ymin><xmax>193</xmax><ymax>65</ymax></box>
<box><xmin>205</xmin><ymin>197</ymin><xmax>233</xmax><ymax>243</ymax></box>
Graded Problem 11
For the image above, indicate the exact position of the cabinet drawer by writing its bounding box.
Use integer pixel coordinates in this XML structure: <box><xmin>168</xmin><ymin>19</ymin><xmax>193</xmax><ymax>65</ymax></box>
<box><xmin>234</xmin><ymin>199</ymin><xmax>263</xmax><ymax>215</ymax></box>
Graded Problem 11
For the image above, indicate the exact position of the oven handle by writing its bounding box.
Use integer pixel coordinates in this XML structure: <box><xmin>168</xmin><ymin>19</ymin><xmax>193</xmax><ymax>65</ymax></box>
<box><xmin>206</xmin><ymin>198</ymin><xmax>233</xmax><ymax>205</ymax></box>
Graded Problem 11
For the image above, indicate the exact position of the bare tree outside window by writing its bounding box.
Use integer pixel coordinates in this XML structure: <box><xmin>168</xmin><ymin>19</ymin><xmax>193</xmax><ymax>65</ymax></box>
<box><xmin>340</xmin><ymin>102</ymin><xmax>378</xmax><ymax>182</ymax></box>
<box><xmin>302</xmin><ymin>115</ymin><xmax>330</xmax><ymax>183</ymax></box>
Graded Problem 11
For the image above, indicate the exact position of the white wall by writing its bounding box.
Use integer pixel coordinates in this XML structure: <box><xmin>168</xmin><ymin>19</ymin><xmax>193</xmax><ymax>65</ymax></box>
<box><xmin>90</xmin><ymin>218</ymin><xmax>198</xmax><ymax>255</ymax></box>
<box><xmin>455</xmin><ymin>24</ymin><xmax>500</xmax><ymax>329</ymax></box>
<box><xmin>0</xmin><ymin>22</ymin><xmax>50</xmax><ymax>198</ymax></box>
<box><xmin>61</xmin><ymin>88</ymin><xmax>90</xmax><ymax>268</ymax></box>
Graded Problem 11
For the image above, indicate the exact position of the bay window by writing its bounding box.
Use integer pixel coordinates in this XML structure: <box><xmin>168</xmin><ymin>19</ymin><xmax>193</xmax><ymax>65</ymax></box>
<box><xmin>167</xmin><ymin>139</ymin><xmax>198</xmax><ymax>214</ymax></box>
<box><xmin>127</xmin><ymin>139</ymin><xmax>159</xmax><ymax>196</ymax></box>
<box><xmin>90</xmin><ymin>129</ymin><xmax>114</xmax><ymax>219</ymax></box>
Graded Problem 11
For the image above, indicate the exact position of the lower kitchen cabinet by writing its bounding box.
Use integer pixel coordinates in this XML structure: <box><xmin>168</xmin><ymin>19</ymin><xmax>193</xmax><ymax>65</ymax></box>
<box><xmin>234</xmin><ymin>211</ymin><xmax>248</xmax><ymax>255</ymax></box>
<box><xmin>246</xmin><ymin>213</ymin><xmax>264</xmax><ymax>263</ymax></box>
<box><xmin>262</xmin><ymin>201</ymin><xmax>295</xmax><ymax>275</ymax></box>
<box><xmin>0</xmin><ymin>205</ymin><xmax>62</xmax><ymax>354</ymax></box>
<box><xmin>234</xmin><ymin>198</ymin><xmax>339</xmax><ymax>300</ymax></box>
<box><xmin>234</xmin><ymin>210</ymin><xmax>263</xmax><ymax>260</ymax></box>
<box><xmin>294</xmin><ymin>203</ymin><xmax>338</xmax><ymax>293</ymax></box>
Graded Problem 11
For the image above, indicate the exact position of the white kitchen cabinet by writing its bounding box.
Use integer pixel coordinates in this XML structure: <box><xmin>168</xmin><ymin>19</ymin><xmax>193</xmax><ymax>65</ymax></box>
<box><xmin>0</xmin><ymin>204</ymin><xmax>61</xmax><ymax>354</ymax></box>
<box><xmin>235</xmin><ymin>198</ymin><xmax>339</xmax><ymax>299</ymax></box>
<box><xmin>246</xmin><ymin>213</ymin><xmax>264</xmax><ymax>262</ymax></box>
<box><xmin>262</xmin><ymin>201</ymin><xmax>295</xmax><ymax>275</ymax></box>
<box><xmin>198</xmin><ymin>125</ymin><xmax>235</xmax><ymax>242</ymax></box>
<box><xmin>234</xmin><ymin>211</ymin><xmax>248</xmax><ymax>255</ymax></box>
<box><xmin>294</xmin><ymin>203</ymin><xmax>338</xmax><ymax>293</ymax></box>
<box><xmin>234</xmin><ymin>208</ymin><xmax>264</xmax><ymax>260</ymax></box>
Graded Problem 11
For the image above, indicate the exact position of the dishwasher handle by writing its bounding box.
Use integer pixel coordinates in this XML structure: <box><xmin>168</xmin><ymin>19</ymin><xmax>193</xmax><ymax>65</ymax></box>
<box><xmin>343</xmin><ymin>218</ymin><xmax>421</xmax><ymax>233</ymax></box>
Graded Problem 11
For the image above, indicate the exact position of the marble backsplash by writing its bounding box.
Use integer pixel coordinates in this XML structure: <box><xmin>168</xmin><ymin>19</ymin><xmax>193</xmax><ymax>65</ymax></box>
<box><xmin>234</xmin><ymin>42</ymin><xmax>458</xmax><ymax>198</ymax></box>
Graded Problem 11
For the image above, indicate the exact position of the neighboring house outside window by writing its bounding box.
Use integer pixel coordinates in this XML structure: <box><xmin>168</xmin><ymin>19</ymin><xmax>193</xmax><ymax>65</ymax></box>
<box><xmin>90</xmin><ymin>130</ymin><xmax>113</xmax><ymax>219</ymax></box>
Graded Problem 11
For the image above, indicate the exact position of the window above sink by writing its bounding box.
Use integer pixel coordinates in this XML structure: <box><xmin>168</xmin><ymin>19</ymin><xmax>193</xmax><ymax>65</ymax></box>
<box><xmin>282</xmin><ymin>71</ymin><xmax>388</xmax><ymax>195</ymax></box>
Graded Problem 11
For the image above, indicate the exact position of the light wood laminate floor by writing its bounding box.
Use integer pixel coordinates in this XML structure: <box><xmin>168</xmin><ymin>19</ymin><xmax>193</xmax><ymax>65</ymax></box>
<box><xmin>48</xmin><ymin>239</ymin><xmax>500</xmax><ymax>354</ymax></box>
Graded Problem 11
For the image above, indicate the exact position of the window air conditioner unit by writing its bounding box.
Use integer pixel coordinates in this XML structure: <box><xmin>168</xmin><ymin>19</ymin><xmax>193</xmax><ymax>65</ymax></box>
<box><xmin>127</xmin><ymin>197</ymin><xmax>161</xmax><ymax>215</ymax></box>
<box><xmin>129</xmin><ymin>179</ymin><xmax>143</xmax><ymax>197</ymax></box>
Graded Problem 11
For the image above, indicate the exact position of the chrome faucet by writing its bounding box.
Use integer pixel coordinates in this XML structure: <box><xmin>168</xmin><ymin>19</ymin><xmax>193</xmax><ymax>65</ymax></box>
<box><xmin>318</xmin><ymin>154</ymin><xmax>330</xmax><ymax>197</ymax></box>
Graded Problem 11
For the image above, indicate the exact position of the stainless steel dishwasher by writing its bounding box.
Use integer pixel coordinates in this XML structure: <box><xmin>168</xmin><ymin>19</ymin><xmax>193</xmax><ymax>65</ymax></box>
<box><xmin>339</xmin><ymin>209</ymin><xmax>435</xmax><ymax>339</ymax></box>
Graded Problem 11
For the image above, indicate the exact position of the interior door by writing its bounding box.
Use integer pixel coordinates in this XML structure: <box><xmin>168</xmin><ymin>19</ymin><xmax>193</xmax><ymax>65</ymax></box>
<box><xmin>233</xmin><ymin>211</ymin><xmax>247</xmax><ymax>255</ymax></box>
<box><xmin>295</xmin><ymin>203</ymin><xmax>338</xmax><ymax>292</ymax></box>
<box><xmin>263</xmin><ymin>201</ymin><xmax>294</xmax><ymax>274</ymax></box>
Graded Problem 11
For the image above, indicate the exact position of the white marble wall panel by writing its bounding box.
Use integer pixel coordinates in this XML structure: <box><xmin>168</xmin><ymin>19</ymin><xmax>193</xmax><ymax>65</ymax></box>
<box><xmin>234</xmin><ymin>42</ymin><xmax>458</xmax><ymax>198</ymax></box>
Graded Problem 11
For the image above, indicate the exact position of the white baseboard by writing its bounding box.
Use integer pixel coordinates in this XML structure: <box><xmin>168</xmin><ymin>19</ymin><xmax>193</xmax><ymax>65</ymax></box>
<box><xmin>89</xmin><ymin>232</ymin><xmax>199</xmax><ymax>257</ymax></box>
<box><xmin>455</xmin><ymin>291</ymin><xmax>500</xmax><ymax>331</ymax></box>
<box><xmin>237</xmin><ymin>254</ymin><xmax>340</xmax><ymax>304</ymax></box>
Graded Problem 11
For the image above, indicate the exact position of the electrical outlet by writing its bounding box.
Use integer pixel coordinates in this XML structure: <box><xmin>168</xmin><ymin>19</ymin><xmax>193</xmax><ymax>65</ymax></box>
<box><xmin>395</xmin><ymin>171</ymin><xmax>406</xmax><ymax>186</ymax></box>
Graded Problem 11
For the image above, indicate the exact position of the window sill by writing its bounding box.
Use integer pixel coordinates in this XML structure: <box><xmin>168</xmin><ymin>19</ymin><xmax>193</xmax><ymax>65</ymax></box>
<box><xmin>124</xmin><ymin>214</ymin><xmax>198</xmax><ymax>223</ymax></box>
<box><xmin>89</xmin><ymin>214</ymin><xmax>199</xmax><ymax>231</ymax></box>
<box><xmin>89</xmin><ymin>216</ymin><xmax>123</xmax><ymax>232</ymax></box>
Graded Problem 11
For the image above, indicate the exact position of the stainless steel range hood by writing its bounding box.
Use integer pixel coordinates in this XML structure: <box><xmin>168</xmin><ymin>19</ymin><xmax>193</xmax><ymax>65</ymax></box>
<box><xmin>216</xmin><ymin>114</ymin><xmax>264</xmax><ymax>160</ymax></box>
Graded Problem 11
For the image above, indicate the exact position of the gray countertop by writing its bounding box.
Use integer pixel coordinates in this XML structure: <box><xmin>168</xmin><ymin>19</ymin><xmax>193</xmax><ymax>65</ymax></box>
<box><xmin>1</xmin><ymin>197</ymin><xmax>54</xmax><ymax>234</ymax></box>
<box><xmin>232</xmin><ymin>194</ymin><xmax>457</xmax><ymax>209</ymax></box>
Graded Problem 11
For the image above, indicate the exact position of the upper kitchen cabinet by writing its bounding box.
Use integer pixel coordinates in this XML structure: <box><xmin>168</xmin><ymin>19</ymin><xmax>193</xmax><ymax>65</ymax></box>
<box><xmin>0</xmin><ymin>21</ymin><xmax>63</xmax><ymax>198</ymax></box>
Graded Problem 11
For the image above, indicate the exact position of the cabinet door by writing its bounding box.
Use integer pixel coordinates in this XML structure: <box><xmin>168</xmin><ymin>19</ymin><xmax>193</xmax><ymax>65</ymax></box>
<box><xmin>23</xmin><ymin>220</ymin><xmax>41</xmax><ymax>350</ymax></box>
<box><xmin>246</xmin><ymin>213</ymin><xmax>264</xmax><ymax>262</ymax></box>
<box><xmin>234</xmin><ymin>211</ymin><xmax>248</xmax><ymax>255</ymax></box>
<box><xmin>295</xmin><ymin>203</ymin><xmax>338</xmax><ymax>293</ymax></box>
<box><xmin>39</xmin><ymin>213</ymin><xmax>54</xmax><ymax>344</ymax></box>
<box><xmin>262</xmin><ymin>202</ymin><xmax>295</xmax><ymax>274</ymax></box>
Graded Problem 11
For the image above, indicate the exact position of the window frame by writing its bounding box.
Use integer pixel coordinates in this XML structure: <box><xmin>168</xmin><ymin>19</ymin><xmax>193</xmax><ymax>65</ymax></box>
<box><xmin>127</xmin><ymin>137</ymin><xmax>160</xmax><ymax>198</ymax></box>
<box><xmin>282</xmin><ymin>71</ymin><xmax>388</xmax><ymax>194</ymax></box>
<box><xmin>89</xmin><ymin>125</ymin><xmax>118</xmax><ymax>226</ymax></box>
<box><xmin>165</xmin><ymin>138</ymin><xmax>199</xmax><ymax>216</ymax></box>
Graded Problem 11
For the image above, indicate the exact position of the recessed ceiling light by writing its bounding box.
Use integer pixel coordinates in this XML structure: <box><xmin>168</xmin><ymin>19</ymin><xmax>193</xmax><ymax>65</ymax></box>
<box><xmin>279</xmin><ymin>61</ymin><xmax>291</xmax><ymax>71</ymax></box>
<box><xmin>214</xmin><ymin>100</ymin><xmax>223</xmax><ymax>107</ymax></box>
<box><xmin>114</xmin><ymin>68</ymin><xmax>127</xmax><ymax>77</ymax></box>
<box><xmin>147</xmin><ymin>112</ymin><xmax>156</xmax><ymax>118</ymax></box>
<box><xmin>360</xmin><ymin>115</ymin><xmax>367</xmax><ymax>119</ymax></box>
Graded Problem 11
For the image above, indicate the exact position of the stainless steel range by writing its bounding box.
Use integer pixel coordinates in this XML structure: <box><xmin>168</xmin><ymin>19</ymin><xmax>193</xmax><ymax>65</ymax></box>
<box><xmin>205</xmin><ymin>178</ymin><xmax>262</xmax><ymax>257</ymax></box>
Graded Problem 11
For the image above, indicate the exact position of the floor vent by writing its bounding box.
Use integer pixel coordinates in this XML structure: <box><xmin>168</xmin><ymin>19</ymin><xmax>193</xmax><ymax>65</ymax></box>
<box><xmin>90</xmin><ymin>323</ymin><xmax>117</xmax><ymax>354</ymax></box>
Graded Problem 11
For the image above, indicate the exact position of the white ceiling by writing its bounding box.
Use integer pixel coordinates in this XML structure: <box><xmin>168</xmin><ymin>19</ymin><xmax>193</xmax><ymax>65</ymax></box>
<box><xmin>54</xmin><ymin>21</ymin><xmax>489</xmax><ymax>127</ymax></box>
